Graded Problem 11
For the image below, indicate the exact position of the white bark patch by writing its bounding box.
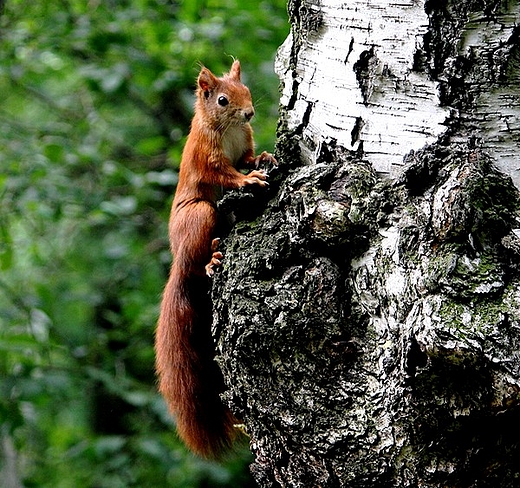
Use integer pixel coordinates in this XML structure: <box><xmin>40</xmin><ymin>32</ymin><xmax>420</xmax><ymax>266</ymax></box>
<box><xmin>456</xmin><ymin>6</ymin><xmax>520</xmax><ymax>189</ymax></box>
<box><xmin>275</xmin><ymin>0</ymin><xmax>450</xmax><ymax>177</ymax></box>
<box><xmin>276</xmin><ymin>2</ymin><xmax>520</xmax><ymax>190</ymax></box>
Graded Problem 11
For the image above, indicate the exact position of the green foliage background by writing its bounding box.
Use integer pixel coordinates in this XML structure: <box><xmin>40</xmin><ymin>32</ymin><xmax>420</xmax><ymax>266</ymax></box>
<box><xmin>0</xmin><ymin>1</ymin><xmax>287</xmax><ymax>486</ymax></box>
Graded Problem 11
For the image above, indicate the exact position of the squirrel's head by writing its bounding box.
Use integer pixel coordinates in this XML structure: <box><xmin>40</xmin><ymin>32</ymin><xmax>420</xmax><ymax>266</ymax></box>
<box><xmin>196</xmin><ymin>60</ymin><xmax>255</xmax><ymax>129</ymax></box>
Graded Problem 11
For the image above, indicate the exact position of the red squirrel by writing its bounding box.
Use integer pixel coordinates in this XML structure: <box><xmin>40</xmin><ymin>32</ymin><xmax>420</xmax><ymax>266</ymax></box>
<box><xmin>155</xmin><ymin>60</ymin><xmax>276</xmax><ymax>458</ymax></box>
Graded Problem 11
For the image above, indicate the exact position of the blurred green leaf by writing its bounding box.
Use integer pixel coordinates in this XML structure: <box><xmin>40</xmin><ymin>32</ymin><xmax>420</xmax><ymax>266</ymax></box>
<box><xmin>0</xmin><ymin>220</ymin><xmax>14</xmax><ymax>270</ymax></box>
<box><xmin>136</xmin><ymin>135</ymin><xmax>168</xmax><ymax>156</ymax></box>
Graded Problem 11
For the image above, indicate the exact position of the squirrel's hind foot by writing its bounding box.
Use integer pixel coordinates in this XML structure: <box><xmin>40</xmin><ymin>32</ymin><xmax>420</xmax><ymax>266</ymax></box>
<box><xmin>205</xmin><ymin>238</ymin><xmax>223</xmax><ymax>277</ymax></box>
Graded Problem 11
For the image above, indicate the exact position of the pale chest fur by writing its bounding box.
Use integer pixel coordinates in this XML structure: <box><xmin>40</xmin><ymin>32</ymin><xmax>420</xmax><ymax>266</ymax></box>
<box><xmin>221</xmin><ymin>124</ymin><xmax>250</xmax><ymax>166</ymax></box>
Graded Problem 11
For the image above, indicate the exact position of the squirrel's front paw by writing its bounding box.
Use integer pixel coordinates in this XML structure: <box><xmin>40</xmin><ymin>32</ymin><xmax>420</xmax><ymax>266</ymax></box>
<box><xmin>243</xmin><ymin>169</ymin><xmax>268</xmax><ymax>187</ymax></box>
<box><xmin>253</xmin><ymin>151</ymin><xmax>278</xmax><ymax>169</ymax></box>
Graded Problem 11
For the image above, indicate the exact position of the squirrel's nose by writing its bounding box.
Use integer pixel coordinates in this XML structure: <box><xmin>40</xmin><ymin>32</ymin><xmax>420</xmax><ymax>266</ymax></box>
<box><xmin>244</xmin><ymin>107</ymin><xmax>255</xmax><ymax>121</ymax></box>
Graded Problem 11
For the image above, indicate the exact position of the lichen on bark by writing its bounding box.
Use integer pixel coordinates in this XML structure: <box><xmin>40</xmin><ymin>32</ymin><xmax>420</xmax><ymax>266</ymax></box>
<box><xmin>214</xmin><ymin>143</ymin><xmax>520</xmax><ymax>487</ymax></box>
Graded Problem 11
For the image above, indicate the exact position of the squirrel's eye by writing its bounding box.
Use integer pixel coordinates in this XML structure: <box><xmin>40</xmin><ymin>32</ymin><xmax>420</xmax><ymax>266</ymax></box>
<box><xmin>217</xmin><ymin>95</ymin><xmax>229</xmax><ymax>106</ymax></box>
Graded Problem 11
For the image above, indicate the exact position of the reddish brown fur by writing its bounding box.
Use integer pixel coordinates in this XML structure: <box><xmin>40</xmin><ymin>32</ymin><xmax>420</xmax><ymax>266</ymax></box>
<box><xmin>155</xmin><ymin>60</ymin><xmax>275</xmax><ymax>458</ymax></box>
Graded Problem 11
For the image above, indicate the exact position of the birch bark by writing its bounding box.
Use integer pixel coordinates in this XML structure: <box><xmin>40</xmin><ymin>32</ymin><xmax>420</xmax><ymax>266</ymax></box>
<box><xmin>214</xmin><ymin>1</ymin><xmax>520</xmax><ymax>486</ymax></box>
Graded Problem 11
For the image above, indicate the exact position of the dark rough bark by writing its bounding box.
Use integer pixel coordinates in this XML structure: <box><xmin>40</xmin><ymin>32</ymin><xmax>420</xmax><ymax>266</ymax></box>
<box><xmin>212</xmin><ymin>0</ymin><xmax>520</xmax><ymax>487</ymax></box>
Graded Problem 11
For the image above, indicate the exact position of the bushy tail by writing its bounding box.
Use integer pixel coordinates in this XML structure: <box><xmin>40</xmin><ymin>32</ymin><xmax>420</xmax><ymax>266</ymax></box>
<box><xmin>155</xmin><ymin>266</ymin><xmax>236</xmax><ymax>458</ymax></box>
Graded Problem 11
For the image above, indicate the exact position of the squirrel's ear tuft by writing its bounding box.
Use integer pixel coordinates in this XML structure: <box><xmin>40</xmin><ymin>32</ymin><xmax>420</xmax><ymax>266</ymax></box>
<box><xmin>198</xmin><ymin>67</ymin><xmax>218</xmax><ymax>92</ymax></box>
<box><xmin>229</xmin><ymin>60</ymin><xmax>241</xmax><ymax>81</ymax></box>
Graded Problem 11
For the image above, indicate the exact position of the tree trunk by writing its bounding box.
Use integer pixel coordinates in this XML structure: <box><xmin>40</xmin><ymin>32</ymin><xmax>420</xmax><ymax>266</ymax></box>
<box><xmin>213</xmin><ymin>0</ymin><xmax>520</xmax><ymax>486</ymax></box>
